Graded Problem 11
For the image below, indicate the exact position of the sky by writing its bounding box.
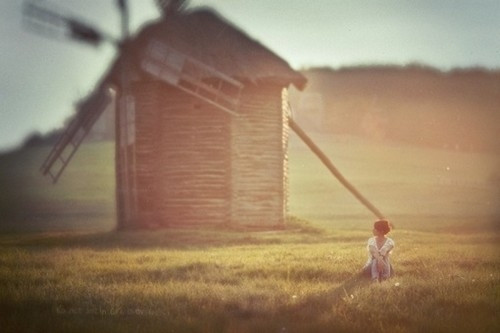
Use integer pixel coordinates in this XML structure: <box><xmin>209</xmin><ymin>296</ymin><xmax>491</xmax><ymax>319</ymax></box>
<box><xmin>1</xmin><ymin>0</ymin><xmax>499</xmax><ymax>152</ymax></box>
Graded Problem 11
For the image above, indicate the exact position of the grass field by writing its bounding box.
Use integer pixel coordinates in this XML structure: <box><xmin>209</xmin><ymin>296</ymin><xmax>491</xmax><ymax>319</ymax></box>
<box><xmin>0</xmin><ymin>134</ymin><xmax>499</xmax><ymax>332</ymax></box>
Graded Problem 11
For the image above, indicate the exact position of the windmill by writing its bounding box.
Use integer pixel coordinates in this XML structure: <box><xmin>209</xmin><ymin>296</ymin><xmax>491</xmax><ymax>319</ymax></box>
<box><xmin>25</xmin><ymin>0</ymin><xmax>385</xmax><ymax>230</ymax></box>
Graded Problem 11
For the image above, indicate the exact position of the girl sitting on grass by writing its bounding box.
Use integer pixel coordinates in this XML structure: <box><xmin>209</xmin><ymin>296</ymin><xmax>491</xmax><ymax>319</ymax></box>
<box><xmin>363</xmin><ymin>219</ymin><xmax>395</xmax><ymax>282</ymax></box>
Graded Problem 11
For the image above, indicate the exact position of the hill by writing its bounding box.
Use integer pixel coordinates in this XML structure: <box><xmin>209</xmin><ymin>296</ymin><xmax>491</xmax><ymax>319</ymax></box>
<box><xmin>289</xmin><ymin>65</ymin><xmax>500</xmax><ymax>153</ymax></box>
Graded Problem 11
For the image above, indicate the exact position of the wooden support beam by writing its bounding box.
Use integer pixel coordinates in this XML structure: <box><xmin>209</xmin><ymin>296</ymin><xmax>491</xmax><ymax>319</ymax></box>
<box><xmin>288</xmin><ymin>118</ymin><xmax>385</xmax><ymax>220</ymax></box>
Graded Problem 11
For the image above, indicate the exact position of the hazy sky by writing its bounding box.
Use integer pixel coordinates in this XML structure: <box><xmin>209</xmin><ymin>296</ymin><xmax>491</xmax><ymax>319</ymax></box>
<box><xmin>1</xmin><ymin>0</ymin><xmax>499</xmax><ymax>152</ymax></box>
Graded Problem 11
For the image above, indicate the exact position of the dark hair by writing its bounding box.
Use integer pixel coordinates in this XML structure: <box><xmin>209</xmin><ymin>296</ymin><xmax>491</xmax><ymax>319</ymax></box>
<box><xmin>374</xmin><ymin>220</ymin><xmax>391</xmax><ymax>235</ymax></box>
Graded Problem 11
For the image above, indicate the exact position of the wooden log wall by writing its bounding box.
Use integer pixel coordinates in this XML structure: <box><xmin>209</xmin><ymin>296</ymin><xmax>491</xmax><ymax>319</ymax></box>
<box><xmin>129</xmin><ymin>80</ymin><xmax>288</xmax><ymax>228</ymax></box>
<box><xmin>231</xmin><ymin>85</ymin><xmax>288</xmax><ymax>227</ymax></box>
<box><xmin>132</xmin><ymin>81</ymin><xmax>163</xmax><ymax>227</ymax></box>
<box><xmin>133</xmin><ymin>81</ymin><xmax>231</xmax><ymax>227</ymax></box>
<box><xmin>157</xmin><ymin>85</ymin><xmax>231</xmax><ymax>226</ymax></box>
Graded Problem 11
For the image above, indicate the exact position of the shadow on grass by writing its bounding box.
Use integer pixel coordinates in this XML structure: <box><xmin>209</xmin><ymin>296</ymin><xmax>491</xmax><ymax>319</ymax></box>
<box><xmin>326</xmin><ymin>271</ymin><xmax>371</xmax><ymax>300</ymax></box>
<box><xmin>0</xmin><ymin>219</ymin><xmax>368</xmax><ymax>251</ymax></box>
<box><xmin>0</xmin><ymin>215</ymin><xmax>368</xmax><ymax>250</ymax></box>
<box><xmin>288</xmin><ymin>271</ymin><xmax>370</xmax><ymax>314</ymax></box>
<box><xmin>0</xmin><ymin>230</ymin><xmax>365</xmax><ymax>250</ymax></box>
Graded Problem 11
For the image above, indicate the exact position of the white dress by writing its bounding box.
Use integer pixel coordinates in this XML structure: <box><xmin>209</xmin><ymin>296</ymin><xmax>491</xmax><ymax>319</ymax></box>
<box><xmin>364</xmin><ymin>237</ymin><xmax>395</xmax><ymax>280</ymax></box>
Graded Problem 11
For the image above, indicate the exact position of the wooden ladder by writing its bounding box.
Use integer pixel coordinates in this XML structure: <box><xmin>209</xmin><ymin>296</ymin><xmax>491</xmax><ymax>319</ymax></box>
<box><xmin>40</xmin><ymin>86</ymin><xmax>111</xmax><ymax>183</ymax></box>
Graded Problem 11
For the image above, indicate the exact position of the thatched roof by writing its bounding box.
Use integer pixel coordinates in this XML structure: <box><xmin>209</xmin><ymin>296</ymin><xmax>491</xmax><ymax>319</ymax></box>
<box><xmin>108</xmin><ymin>8</ymin><xmax>306</xmax><ymax>90</ymax></box>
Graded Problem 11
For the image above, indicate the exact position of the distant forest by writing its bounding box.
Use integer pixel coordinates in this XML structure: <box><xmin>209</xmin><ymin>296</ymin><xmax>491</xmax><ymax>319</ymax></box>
<box><xmin>290</xmin><ymin>65</ymin><xmax>500</xmax><ymax>152</ymax></box>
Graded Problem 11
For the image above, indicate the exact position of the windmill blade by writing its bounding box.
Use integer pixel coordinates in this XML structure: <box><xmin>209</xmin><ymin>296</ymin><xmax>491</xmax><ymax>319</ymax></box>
<box><xmin>141</xmin><ymin>39</ymin><xmax>244</xmax><ymax>115</ymax></box>
<box><xmin>40</xmin><ymin>85</ymin><xmax>112</xmax><ymax>183</ymax></box>
<box><xmin>22</xmin><ymin>1</ymin><xmax>69</xmax><ymax>41</ymax></box>
<box><xmin>116</xmin><ymin>0</ymin><xmax>130</xmax><ymax>38</ymax></box>
<box><xmin>23</xmin><ymin>1</ymin><xmax>116</xmax><ymax>46</ymax></box>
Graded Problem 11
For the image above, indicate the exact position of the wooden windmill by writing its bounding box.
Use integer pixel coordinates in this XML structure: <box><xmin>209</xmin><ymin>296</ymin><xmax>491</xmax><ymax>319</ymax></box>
<box><xmin>27</xmin><ymin>0</ymin><xmax>385</xmax><ymax>230</ymax></box>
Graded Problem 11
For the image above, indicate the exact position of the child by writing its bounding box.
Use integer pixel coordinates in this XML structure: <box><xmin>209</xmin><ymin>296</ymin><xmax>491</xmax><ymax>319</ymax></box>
<box><xmin>363</xmin><ymin>219</ymin><xmax>395</xmax><ymax>282</ymax></box>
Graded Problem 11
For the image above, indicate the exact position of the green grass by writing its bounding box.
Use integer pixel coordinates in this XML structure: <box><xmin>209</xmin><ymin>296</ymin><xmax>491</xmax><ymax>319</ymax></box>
<box><xmin>0</xmin><ymin>143</ymin><xmax>115</xmax><ymax>231</ymax></box>
<box><xmin>0</xmin><ymin>135</ymin><xmax>499</xmax><ymax>332</ymax></box>
<box><xmin>288</xmin><ymin>134</ymin><xmax>500</xmax><ymax>231</ymax></box>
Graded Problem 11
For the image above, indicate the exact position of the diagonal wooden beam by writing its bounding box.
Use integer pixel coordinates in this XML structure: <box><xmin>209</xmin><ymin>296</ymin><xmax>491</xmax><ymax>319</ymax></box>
<box><xmin>289</xmin><ymin>117</ymin><xmax>385</xmax><ymax>220</ymax></box>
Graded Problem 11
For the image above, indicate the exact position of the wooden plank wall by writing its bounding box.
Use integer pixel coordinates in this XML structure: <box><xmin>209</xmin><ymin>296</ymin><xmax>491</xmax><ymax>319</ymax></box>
<box><xmin>134</xmin><ymin>81</ymin><xmax>231</xmax><ymax>226</ymax></box>
<box><xmin>132</xmin><ymin>80</ymin><xmax>287</xmax><ymax>228</ymax></box>
<box><xmin>231</xmin><ymin>85</ymin><xmax>287</xmax><ymax>227</ymax></box>
<box><xmin>133</xmin><ymin>81</ymin><xmax>163</xmax><ymax>227</ymax></box>
<box><xmin>157</xmin><ymin>85</ymin><xmax>231</xmax><ymax>226</ymax></box>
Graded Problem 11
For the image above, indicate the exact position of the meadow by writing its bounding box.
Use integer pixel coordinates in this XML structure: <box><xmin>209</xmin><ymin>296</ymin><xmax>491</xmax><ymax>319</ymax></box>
<box><xmin>0</xmin><ymin>134</ymin><xmax>499</xmax><ymax>332</ymax></box>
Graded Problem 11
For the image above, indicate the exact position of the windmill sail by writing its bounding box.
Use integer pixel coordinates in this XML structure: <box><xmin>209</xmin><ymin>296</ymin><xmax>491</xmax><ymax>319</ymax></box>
<box><xmin>40</xmin><ymin>85</ymin><xmax>112</xmax><ymax>183</ymax></box>
<box><xmin>141</xmin><ymin>39</ymin><xmax>244</xmax><ymax>115</ymax></box>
